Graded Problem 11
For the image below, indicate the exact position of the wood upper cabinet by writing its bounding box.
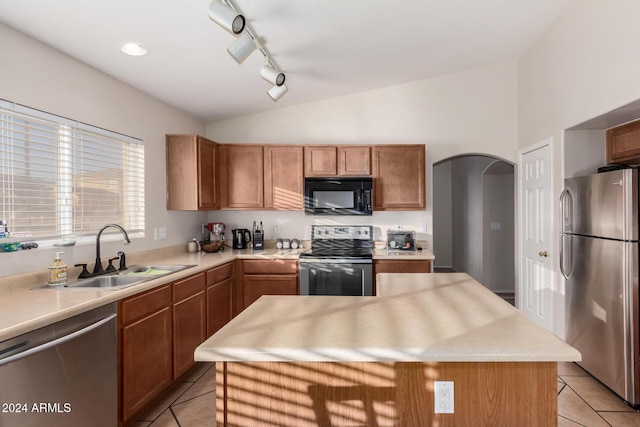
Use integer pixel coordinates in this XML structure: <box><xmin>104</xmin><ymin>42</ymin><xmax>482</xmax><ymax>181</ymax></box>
<box><xmin>304</xmin><ymin>146</ymin><xmax>371</xmax><ymax>176</ymax></box>
<box><xmin>606</xmin><ymin>119</ymin><xmax>640</xmax><ymax>164</ymax></box>
<box><xmin>338</xmin><ymin>146</ymin><xmax>371</xmax><ymax>176</ymax></box>
<box><xmin>220</xmin><ymin>144</ymin><xmax>264</xmax><ymax>209</ymax></box>
<box><xmin>264</xmin><ymin>146</ymin><xmax>304</xmax><ymax>210</ymax></box>
<box><xmin>172</xmin><ymin>273</ymin><xmax>206</xmax><ymax>379</ymax></box>
<box><xmin>119</xmin><ymin>285</ymin><xmax>173</xmax><ymax>422</ymax></box>
<box><xmin>166</xmin><ymin>134</ymin><xmax>218</xmax><ymax>210</ymax></box>
<box><xmin>304</xmin><ymin>146</ymin><xmax>337</xmax><ymax>176</ymax></box>
<box><xmin>372</xmin><ymin>145</ymin><xmax>425</xmax><ymax>210</ymax></box>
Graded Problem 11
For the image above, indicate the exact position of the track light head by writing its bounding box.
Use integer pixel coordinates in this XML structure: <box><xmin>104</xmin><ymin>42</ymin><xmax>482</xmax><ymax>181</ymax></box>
<box><xmin>208</xmin><ymin>0</ymin><xmax>245</xmax><ymax>35</ymax></box>
<box><xmin>260</xmin><ymin>64</ymin><xmax>285</xmax><ymax>86</ymax></box>
<box><xmin>227</xmin><ymin>32</ymin><xmax>257</xmax><ymax>63</ymax></box>
<box><xmin>268</xmin><ymin>84</ymin><xmax>288</xmax><ymax>102</ymax></box>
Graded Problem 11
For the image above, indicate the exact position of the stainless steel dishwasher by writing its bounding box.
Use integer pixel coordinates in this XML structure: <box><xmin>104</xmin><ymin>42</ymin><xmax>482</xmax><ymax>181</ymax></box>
<box><xmin>0</xmin><ymin>303</ymin><xmax>117</xmax><ymax>427</ymax></box>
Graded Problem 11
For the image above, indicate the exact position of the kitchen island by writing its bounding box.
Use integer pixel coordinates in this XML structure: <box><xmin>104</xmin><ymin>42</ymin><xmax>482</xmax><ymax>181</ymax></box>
<box><xmin>195</xmin><ymin>272</ymin><xmax>580</xmax><ymax>426</ymax></box>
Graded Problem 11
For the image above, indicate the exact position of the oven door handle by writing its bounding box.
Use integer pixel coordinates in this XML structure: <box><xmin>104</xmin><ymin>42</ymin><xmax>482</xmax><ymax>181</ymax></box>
<box><xmin>299</xmin><ymin>258</ymin><xmax>373</xmax><ymax>264</ymax></box>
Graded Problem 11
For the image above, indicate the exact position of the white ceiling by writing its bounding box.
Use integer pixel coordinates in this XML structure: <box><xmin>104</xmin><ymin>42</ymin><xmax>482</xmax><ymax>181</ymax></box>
<box><xmin>0</xmin><ymin>0</ymin><xmax>573</xmax><ymax>122</ymax></box>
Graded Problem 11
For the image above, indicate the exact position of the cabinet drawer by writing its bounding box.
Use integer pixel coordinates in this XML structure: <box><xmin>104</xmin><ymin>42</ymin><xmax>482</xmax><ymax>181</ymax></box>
<box><xmin>120</xmin><ymin>284</ymin><xmax>172</xmax><ymax>325</ymax></box>
<box><xmin>242</xmin><ymin>259</ymin><xmax>298</xmax><ymax>274</ymax></box>
<box><xmin>173</xmin><ymin>273</ymin><xmax>205</xmax><ymax>302</ymax></box>
<box><xmin>206</xmin><ymin>262</ymin><xmax>233</xmax><ymax>286</ymax></box>
<box><xmin>374</xmin><ymin>260</ymin><xmax>432</xmax><ymax>274</ymax></box>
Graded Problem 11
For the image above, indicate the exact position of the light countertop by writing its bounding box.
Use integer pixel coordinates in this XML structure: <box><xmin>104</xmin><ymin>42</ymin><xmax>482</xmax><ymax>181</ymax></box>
<box><xmin>0</xmin><ymin>245</ymin><xmax>434</xmax><ymax>342</ymax></box>
<box><xmin>0</xmin><ymin>246</ymin><xmax>303</xmax><ymax>341</ymax></box>
<box><xmin>195</xmin><ymin>272</ymin><xmax>580</xmax><ymax>363</ymax></box>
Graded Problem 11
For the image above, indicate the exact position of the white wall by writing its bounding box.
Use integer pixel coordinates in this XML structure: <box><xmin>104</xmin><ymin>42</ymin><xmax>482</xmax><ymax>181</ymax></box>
<box><xmin>451</xmin><ymin>156</ymin><xmax>495</xmax><ymax>281</ymax></box>
<box><xmin>0</xmin><ymin>23</ymin><xmax>207</xmax><ymax>277</ymax></box>
<box><xmin>432</xmin><ymin>161</ymin><xmax>453</xmax><ymax>268</ymax></box>
<box><xmin>207</xmin><ymin>61</ymin><xmax>519</xmax><ymax>248</ymax></box>
<box><xmin>518</xmin><ymin>0</ymin><xmax>640</xmax><ymax>337</ymax></box>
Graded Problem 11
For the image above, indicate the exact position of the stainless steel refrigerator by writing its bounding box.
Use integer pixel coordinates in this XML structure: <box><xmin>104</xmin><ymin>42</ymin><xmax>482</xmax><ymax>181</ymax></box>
<box><xmin>561</xmin><ymin>168</ymin><xmax>640</xmax><ymax>406</ymax></box>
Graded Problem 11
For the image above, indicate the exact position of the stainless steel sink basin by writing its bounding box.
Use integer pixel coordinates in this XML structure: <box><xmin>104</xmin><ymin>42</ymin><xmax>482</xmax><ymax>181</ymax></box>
<box><xmin>63</xmin><ymin>265</ymin><xmax>196</xmax><ymax>290</ymax></box>
<box><xmin>120</xmin><ymin>265</ymin><xmax>196</xmax><ymax>276</ymax></box>
<box><xmin>65</xmin><ymin>275</ymin><xmax>148</xmax><ymax>290</ymax></box>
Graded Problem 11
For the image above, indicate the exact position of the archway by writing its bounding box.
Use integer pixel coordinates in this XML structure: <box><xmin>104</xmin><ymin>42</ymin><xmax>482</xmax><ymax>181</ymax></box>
<box><xmin>432</xmin><ymin>154</ymin><xmax>515</xmax><ymax>303</ymax></box>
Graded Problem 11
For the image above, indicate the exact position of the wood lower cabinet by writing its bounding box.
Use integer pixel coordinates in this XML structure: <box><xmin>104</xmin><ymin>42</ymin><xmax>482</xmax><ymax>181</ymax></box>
<box><xmin>206</xmin><ymin>262</ymin><xmax>234</xmax><ymax>337</ymax></box>
<box><xmin>166</xmin><ymin>134</ymin><xmax>218</xmax><ymax>210</ymax></box>
<box><xmin>373</xmin><ymin>259</ymin><xmax>432</xmax><ymax>294</ymax></box>
<box><xmin>220</xmin><ymin>144</ymin><xmax>264</xmax><ymax>208</ymax></box>
<box><xmin>237</xmin><ymin>259</ymin><xmax>298</xmax><ymax>312</ymax></box>
<box><xmin>372</xmin><ymin>145</ymin><xmax>426</xmax><ymax>210</ymax></box>
<box><xmin>172</xmin><ymin>273</ymin><xmax>206</xmax><ymax>379</ymax></box>
<box><xmin>606</xmin><ymin>119</ymin><xmax>640</xmax><ymax>164</ymax></box>
<box><xmin>119</xmin><ymin>285</ymin><xmax>173</xmax><ymax>423</ymax></box>
<box><xmin>264</xmin><ymin>145</ymin><xmax>304</xmax><ymax>209</ymax></box>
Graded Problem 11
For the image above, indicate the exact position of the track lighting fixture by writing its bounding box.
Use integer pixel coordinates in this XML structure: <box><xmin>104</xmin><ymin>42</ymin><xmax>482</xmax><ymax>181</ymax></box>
<box><xmin>260</xmin><ymin>64</ymin><xmax>285</xmax><ymax>86</ymax></box>
<box><xmin>208</xmin><ymin>0</ymin><xmax>288</xmax><ymax>101</ymax></box>
<box><xmin>267</xmin><ymin>84</ymin><xmax>288</xmax><ymax>102</ymax></box>
<box><xmin>227</xmin><ymin>32</ymin><xmax>257</xmax><ymax>64</ymax></box>
<box><xmin>208</xmin><ymin>0</ymin><xmax>245</xmax><ymax>35</ymax></box>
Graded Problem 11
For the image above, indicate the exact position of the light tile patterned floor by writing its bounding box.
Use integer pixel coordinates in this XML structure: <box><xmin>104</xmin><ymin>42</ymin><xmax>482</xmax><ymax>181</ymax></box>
<box><xmin>127</xmin><ymin>361</ymin><xmax>640</xmax><ymax>426</ymax></box>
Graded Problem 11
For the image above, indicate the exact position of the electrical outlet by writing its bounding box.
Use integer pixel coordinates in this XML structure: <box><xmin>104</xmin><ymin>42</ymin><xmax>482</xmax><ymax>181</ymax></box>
<box><xmin>434</xmin><ymin>381</ymin><xmax>454</xmax><ymax>414</ymax></box>
<box><xmin>274</xmin><ymin>224</ymin><xmax>281</xmax><ymax>234</ymax></box>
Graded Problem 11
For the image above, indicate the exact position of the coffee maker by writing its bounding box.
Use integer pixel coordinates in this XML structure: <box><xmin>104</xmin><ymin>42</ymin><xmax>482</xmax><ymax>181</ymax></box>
<box><xmin>232</xmin><ymin>229</ymin><xmax>251</xmax><ymax>249</ymax></box>
<box><xmin>207</xmin><ymin>222</ymin><xmax>225</xmax><ymax>242</ymax></box>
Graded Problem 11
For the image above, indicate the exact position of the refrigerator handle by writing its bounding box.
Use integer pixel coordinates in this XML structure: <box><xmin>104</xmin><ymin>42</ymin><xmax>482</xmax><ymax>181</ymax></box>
<box><xmin>559</xmin><ymin>188</ymin><xmax>572</xmax><ymax>234</ymax></box>
<box><xmin>559</xmin><ymin>188</ymin><xmax>573</xmax><ymax>279</ymax></box>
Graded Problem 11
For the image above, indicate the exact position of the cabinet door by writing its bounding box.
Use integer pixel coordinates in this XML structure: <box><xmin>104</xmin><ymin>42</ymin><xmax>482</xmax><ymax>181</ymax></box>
<box><xmin>264</xmin><ymin>146</ymin><xmax>304</xmax><ymax>209</ymax></box>
<box><xmin>198</xmin><ymin>137</ymin><xmax>218</xmax><ymax>209</ymax></box>
<box><xmin>304</xmin><ymin>146</ymin><xmax>337</xmax><ymax>176</ymax></box>
<box><xmin>242</xmin><ymin>274</ymin><xmax>298</xmax><ymax>309</ymax></box>
<box><xmin>606</xmin><ymin>120</ymin><xmax>640</xmax><ymax>164</ymax></box>
<box><xmin>338</xmin><ymin>146</ymin><xmax>371</xmax><ymax>176</ymax></box>
<box><xmin>206</xmin><ymin>278</ymin><xmax>233</xmax><ymax>337</ymax></box>
<box><xmin>223</xmin><ymin>145</ymin><xmax>264</xmax><ymax>208</ymax></box>
<box><xmin>121</xmin><ymin>307</ymin><xmax>172</xmax><ymax>421</ymax></box>
<box><xmin>173</xmin><ymin>291</ymin><xmax>206</xmax><ymax>378</ymax></box>
<box><xmin>372</xmin><ymin>145</ymin><xmax>425</xmax><ymax>210</ymax></box>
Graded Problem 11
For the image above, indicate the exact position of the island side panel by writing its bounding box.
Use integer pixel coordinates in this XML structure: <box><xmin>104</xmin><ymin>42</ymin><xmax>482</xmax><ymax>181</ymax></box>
<box><xmin>216</xmin><ymin>361</ymin><xmax>557</xmax><ymax>427</ymax></box>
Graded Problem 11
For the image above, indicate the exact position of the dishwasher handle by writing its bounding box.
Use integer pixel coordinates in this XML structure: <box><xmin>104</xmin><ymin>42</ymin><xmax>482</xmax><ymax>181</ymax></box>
<box><xmin>0</xmin><ymin>313</ymin><xmax>116</xmax><ymax>366</ymax></box>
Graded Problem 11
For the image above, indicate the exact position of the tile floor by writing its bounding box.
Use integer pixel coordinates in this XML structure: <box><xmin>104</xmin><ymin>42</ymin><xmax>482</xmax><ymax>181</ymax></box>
<box><xmin>128</xmin><ymin>361</ymin><xmax>640</xmax><ymax>426</ymax></box>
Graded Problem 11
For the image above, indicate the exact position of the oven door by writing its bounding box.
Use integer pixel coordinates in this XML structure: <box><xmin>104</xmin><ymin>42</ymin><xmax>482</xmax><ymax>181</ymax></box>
<box><xmin>299</xmin><ymin>259</ymin><xmax>373</xmax><ymax>296</ymax></box>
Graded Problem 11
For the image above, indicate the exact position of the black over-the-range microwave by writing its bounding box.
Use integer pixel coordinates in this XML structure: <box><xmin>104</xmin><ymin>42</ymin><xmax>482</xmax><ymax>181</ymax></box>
<box><xmin>304</xmin><ymin>177</ymin><xmax>373</xmax><ymax>215</ymax></box>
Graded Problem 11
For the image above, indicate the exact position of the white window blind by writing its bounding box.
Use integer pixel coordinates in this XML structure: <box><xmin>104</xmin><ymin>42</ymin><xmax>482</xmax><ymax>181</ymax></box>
<box><xmin>0</xmin><ymin>100</ymin><xmax>145</xmax><ymax>240</ymax></box>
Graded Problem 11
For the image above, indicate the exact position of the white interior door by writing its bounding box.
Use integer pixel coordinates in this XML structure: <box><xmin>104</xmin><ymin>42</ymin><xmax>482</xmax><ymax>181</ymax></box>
<box><xmin>518</xmin><ymin>140</ymin><xmax>553</xmax><ymax>331</ymax></box>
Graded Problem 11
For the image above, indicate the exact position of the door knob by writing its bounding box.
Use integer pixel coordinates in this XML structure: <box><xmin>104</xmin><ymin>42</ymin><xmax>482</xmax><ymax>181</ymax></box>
<box><xmin>539</xmin><ymin>251</ymin><xmax>548</xmax><ymax>257</ymax></box>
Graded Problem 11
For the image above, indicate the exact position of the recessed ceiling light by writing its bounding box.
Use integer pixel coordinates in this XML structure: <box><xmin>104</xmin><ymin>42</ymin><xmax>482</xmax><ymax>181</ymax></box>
<box><xmin>120</xmin><ymin>42</ymin><xmax>148</xmax><ymax>57</ymax></box>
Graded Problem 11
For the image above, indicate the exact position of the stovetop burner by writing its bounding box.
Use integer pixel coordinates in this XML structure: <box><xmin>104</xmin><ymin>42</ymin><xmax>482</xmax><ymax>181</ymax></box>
<box><xmin>300</xmin><ymin>225</ymin><xmax>373</xmax><ymax>260</ymax></box>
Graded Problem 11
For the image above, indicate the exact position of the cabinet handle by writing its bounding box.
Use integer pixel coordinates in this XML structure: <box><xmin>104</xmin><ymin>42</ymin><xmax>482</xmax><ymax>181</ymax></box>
<box><xmin>539</xmin><ymin>251</ymin><xmax>548</xmax><ymax>258</ymax></box>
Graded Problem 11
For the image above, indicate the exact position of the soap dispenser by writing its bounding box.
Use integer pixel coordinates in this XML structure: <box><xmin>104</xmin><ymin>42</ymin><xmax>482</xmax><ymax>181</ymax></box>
<box><xmin>48</xmin><ymin>252</ymin><xmax>67</xmax><ymax>286</ymax></box>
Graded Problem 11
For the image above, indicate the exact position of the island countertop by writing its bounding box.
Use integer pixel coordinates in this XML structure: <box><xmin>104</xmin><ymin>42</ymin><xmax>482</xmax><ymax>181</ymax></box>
<box><xmin>195</xmin><ymin>272</ymin><xmax>581</xmax><ymax>363</ymax></box>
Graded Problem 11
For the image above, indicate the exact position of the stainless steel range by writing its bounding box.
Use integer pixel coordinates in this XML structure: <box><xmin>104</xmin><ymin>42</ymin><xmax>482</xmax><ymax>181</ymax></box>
<box><xmin>299</xmin><ymin>225</ymin><xmax>373</xmax><ymax>296</ymax></box>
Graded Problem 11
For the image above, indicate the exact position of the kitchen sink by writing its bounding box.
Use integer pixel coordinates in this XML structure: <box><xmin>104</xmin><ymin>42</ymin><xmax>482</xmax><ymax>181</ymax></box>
<box><xmin>63</xmin><ymin>265</ymin><xmax>197</xmax><ymax>290</ymax></box>
<box><xmin>119</xmin><ymin>265</ymin><xmax>196</xmax><ymax>276</ymax></box>
<box><xmin>65</xmin><ymin>275</ymin><xmax>148</xmax><ymax>290</ymax></box>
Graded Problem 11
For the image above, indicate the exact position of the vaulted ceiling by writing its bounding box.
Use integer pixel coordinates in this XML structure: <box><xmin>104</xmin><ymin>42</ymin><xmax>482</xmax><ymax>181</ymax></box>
<box><xmin>0</xmin><ymin>0</ymin><xmax>574</xmax><ymax>122</ymax></box>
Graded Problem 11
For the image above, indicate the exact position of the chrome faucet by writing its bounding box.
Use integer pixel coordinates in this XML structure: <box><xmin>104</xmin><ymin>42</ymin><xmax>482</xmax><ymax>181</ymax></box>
<box><xmin>93</xmin><ymin>224</ymin><xmax>131</xmax><ymax>275</ymax></box>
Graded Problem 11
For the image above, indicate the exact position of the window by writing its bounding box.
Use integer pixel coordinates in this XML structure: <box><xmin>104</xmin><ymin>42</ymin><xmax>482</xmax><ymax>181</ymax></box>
<box><xmin>0</xmin><ymin>100</ymin><xmax>145</xmax><ymax>241</ymax></box>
